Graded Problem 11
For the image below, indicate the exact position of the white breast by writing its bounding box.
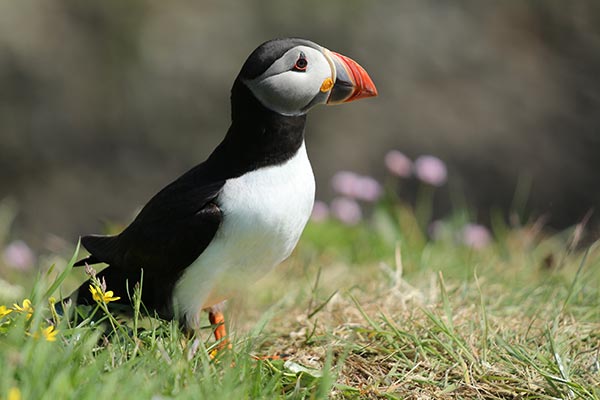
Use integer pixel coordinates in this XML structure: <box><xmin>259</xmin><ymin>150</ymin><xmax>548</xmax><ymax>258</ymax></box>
<box><xmin>174</xmin><ymin>142</ymin><xmax>315</xmax><ymax>326</ymax></box>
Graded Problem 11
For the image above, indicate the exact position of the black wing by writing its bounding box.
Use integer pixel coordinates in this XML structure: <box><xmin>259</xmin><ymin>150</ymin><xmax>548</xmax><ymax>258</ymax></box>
<box><xmin>75</xmin><ymin>164</ymin><xmax>225</xmax><ymax>278</ymax></box>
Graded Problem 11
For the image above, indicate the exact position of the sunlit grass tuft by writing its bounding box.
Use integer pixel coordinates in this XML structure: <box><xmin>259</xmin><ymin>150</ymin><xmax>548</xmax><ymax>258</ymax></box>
<box><xmin>1</xmin><ymin>208</ymin><xmax>600</xmax><ymax>398</ymax></box>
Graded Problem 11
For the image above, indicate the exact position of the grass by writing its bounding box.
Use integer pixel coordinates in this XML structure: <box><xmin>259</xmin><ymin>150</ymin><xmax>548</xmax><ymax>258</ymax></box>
<box><xmin>1</xmin><ymin>202</ymin><xmax>599</xmax><ymax>399</ymax></box>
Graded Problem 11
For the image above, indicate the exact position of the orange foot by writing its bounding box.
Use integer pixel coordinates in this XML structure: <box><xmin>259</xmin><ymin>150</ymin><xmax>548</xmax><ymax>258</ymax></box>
<box><xmin>208</xmin><ymin>310</ymin><xmax>232</xmax><ymax>358</ymax></box>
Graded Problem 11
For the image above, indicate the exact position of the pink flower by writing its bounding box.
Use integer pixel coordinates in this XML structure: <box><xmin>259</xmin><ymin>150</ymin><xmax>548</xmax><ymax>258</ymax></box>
<box><xmin>331</xmin><ymin>171</ymin><xmax>361</xmax><ymax>198</ymax></box>
<box><xmin>311</xmin><ymin>201</ymin><xmax>329</xmax><ymax>222</ymax></box>
<box><xmin>3</xmin><ymin>240</ymin><xmax>35</xmax><ymax>271</ymax></box>
<box><xmin>414</xmin><ymin>155</ymin><xmax>447</xmax><ymax>186</ymax></box>
<box><xmin>384</xmin><ymin>150</ymin><xmax>412</xmax><ymax>178</ymax></box>
<box><xmin>462</xmin><ymin>224</ymin><xmax>492</xmax><ymax>249</ymax></box>
<box><xmin>331</xmin><ymin>171</ymin><xmax>382</xmax><ymax>202</ymax></box>
<box><xmin>330</xmin><ymin>197</ymin><xmax>362</xmax><ymax>225</ymax></box>
<box><xmin>354</xmin><ymin>176</ymin><xmax>382</xmax><ymax>202</ymax></box>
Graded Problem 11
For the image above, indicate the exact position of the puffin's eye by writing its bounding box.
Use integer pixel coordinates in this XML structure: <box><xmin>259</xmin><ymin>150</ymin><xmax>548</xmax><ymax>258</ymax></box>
<box><xmin>293</xmin><ymin>54</ymin><xmax>308</xmax><ymax>72</ymax></box>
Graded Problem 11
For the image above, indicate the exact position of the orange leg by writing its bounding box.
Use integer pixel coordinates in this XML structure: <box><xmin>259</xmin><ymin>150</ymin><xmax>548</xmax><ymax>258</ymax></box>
<box><xmin>207</xmin><ymin>310</ymin><xmax>286</xmax><ymax>361</ymax></box>
<box><xmin>208</xmin><ymin>310</ymin><xmax>231</xmax><ymax>350</ymax></box>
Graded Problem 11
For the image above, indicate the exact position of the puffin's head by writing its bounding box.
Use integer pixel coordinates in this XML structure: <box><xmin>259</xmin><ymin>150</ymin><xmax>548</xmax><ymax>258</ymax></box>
<box><xmin>239</xmin><ymin>38</ymin><xmax>378</xmax><ymax>116</ymax></box>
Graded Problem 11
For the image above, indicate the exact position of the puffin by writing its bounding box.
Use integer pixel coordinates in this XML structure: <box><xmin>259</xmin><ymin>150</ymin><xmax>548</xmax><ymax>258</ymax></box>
<box><xmin>69</xmin><ymin>38</ymin><xmax>377</xmax><ymax>345</ymax></box>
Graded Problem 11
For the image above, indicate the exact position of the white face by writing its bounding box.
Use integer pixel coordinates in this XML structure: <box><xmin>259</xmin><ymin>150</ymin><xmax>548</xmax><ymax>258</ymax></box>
<box><xmin>244</xmin><ymin>45</ymin><xmax>335</xmax><ymax>116</ymax></box>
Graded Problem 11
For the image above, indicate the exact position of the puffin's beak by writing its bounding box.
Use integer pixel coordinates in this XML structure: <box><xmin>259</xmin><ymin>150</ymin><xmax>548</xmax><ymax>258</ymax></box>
<box><xmin>326</xmin><ymin>51</ymin><xmax>378</xmax><ymax>104</ymax></box>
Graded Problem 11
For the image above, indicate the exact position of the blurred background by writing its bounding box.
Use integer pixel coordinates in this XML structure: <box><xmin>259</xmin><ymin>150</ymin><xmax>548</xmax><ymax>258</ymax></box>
<box><xmin>1</xmin><ymin>0</ymin><xmax>600</xmax><ymax>255</ymax></box>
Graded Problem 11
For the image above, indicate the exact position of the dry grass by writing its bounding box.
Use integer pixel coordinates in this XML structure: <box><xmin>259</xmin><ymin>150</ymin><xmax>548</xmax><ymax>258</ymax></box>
<box><xmin>227</xmin><ymin>224</ymin><xmax>600</xmax><ymax>399</ymax></box>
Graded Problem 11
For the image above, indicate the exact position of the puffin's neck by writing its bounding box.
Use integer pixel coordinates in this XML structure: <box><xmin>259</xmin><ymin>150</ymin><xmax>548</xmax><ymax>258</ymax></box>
<box><xmin>207</xmin><ymin>79</ymin><xmax>307</xmax><ymax>178</ymax></box>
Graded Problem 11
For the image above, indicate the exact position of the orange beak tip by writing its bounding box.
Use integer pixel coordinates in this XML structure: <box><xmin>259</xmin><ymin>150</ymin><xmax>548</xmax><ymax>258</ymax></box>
<box><xmin>329</xmin><ymin>51</ymin><xmax>378</xmax><ymax>103</ymax></box>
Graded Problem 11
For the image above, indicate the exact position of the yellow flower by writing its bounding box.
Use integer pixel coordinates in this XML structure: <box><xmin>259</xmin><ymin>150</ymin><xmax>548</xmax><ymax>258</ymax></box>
<box><xmin>89</xmin><ymin>285</ymin><xmax>121</xmax><ymax>303</ymax></box>
<box><xmin>27</xmin><ymin>325</ymin><xmax>59</xmax><ymax>342</ymax></box>
<box><xmin>0</xmin><ymin>305</ymin><xmax>12</xmax><ymax>318</ymax></box>
<box><xmin>12</xmin><ymin>299</ymin><xmax>33</xmax><ymax>319</ymax></box>
<box><xmin>8</xmin><ymin>387</ymin><xmax>21</xmax><ymax>400</ymax></box>
<box><xmin>41</xmin><ymin>325</ymin><xmax>59</xmax><ymax>342</ymax></box>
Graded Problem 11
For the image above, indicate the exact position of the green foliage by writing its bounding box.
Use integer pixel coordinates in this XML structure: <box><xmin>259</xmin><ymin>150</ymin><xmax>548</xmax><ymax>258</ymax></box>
<box><xmin>1</xmin><ymin>205</ymin><xmax>600</xmax><ymax>398</ymax></box>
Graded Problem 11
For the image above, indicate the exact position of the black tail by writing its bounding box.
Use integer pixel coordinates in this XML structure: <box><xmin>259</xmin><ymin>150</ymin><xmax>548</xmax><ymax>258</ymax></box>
<box><xmin>74</xmin><ymin>234</ymin><xmax>120</xmax><ymax>267</ymax></box>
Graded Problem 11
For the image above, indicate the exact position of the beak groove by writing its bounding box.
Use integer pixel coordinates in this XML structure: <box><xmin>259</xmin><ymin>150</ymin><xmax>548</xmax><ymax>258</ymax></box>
<box><xmin>327</xmin><ymin>51</ymin><xmax>378</xmax><ymax>104</ymax></box>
